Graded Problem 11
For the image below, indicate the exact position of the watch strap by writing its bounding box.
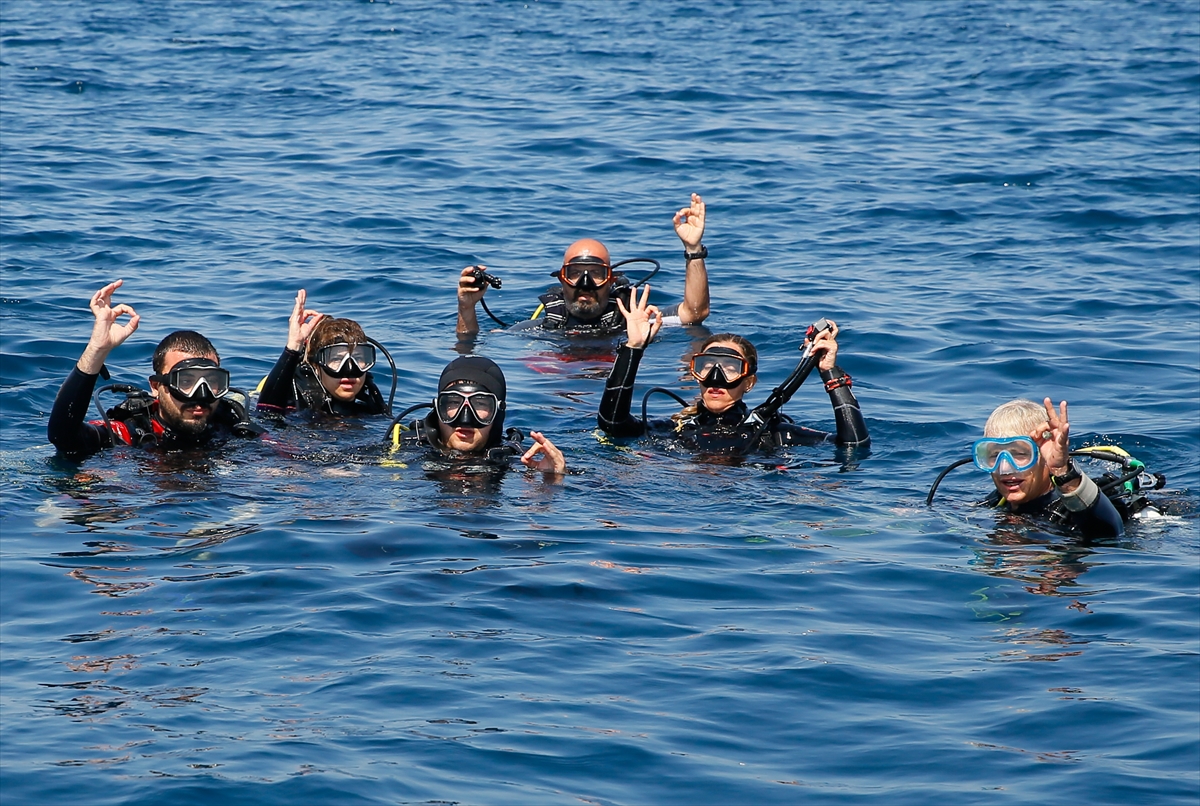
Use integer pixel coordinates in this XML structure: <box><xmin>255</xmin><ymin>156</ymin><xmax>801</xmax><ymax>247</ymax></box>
<box><xmin>1051</xmin><ymin>460</ymin><xmax>1081</xmax><ymax>487</ymax></box>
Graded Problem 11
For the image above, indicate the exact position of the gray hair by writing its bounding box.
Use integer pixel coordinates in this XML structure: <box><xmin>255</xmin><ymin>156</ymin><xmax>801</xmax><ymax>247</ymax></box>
<box><xmin>983</xmin><ymin>398</ymin><xmax>1046</xmax><ymax>438</ymax></box>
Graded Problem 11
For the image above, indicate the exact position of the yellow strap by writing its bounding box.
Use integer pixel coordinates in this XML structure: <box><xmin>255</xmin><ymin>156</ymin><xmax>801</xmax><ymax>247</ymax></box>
<box><xmin>531</xmin><ymin>303</ymin><xmax>545</xmax><ymax>320</ymax></box>
<box><xmin>254</xmin><ymin>375</ymin><xmax>267</xmax><ymax>394</ymax></box>
<box><xmin>1079</xmin><ymin>445</ymin><xmax>1131</xmax><ymax>459</ymax></box>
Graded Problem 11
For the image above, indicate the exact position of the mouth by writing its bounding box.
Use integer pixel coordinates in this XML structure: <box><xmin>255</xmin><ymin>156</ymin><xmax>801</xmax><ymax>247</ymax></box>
<box><xmin>996</xmin><ymin>475</ymin><xmax>1025</xmax><ymax>492</ymax></box>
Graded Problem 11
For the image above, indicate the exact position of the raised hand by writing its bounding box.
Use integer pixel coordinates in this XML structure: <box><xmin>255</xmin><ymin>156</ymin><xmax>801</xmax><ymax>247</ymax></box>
<box><xmin>286</xmin><ymin>288</ymin><xmax>324</xmax><ymax>352</ymax></box>
<box><xmin>458</xmin><ymin>265</ymin><xmax>489</xmax><ymax>306</ymax></box>
<box><xmin>615</xmin><ymin>284</ymin><xmax>662</xmax><ymax>350</ymax></box>
<box><xmin>673</xmin><ymin>192</ymin><xmax>706</xmax><ymax>250</ymax></box>
<box><xmin>521</xmin><ymin>431</ymin><xmax>566</xmax><ymax>474</ymax></box>
<box><xmin>1037</xmin><ymin>398</ymin><xmax>1071</xmax><ymax>475</ymax></box>
<box><xmin>79</xmin><ymin>280</ymin><xmax>140</xmax><ymax>374</ymax></box>
<box><xmin>804</xmin><ymin>319</ymin><xmax>840</xmax><ymax>371</ymax></box>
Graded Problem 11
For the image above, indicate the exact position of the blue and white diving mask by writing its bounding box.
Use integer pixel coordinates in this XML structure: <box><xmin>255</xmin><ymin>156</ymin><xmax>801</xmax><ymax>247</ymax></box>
<box><xmin>972</xmin><ymin>436</ymin><xmax>1040</xmax><ymax>474</ymax></box>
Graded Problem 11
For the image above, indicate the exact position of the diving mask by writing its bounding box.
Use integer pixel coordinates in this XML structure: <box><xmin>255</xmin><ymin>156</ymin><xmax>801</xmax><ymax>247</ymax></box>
<box><xmin>151</xmin><ymin>358</ymin><xmax>230</xmax><ymax>403</ymax></box>
<box><xmin>557</xmin><ymin>256</ymin><xmax>612</xmax><ymax>290</ymax></box>
<box><xmin>690</xmin><ymin>347</ymin><xmax>753</xmax><ymax>389</ymax></box>
<box><xmin>972</xmin><ymin>436</ymin><xmax>1040</xmax><ymax>474</ymax></box>
<box><xmin>315</xmin><ymin>342</ymin><xmax>376</xmax><ymax>378</ymax></box>
<box><xmin>436</xmin><ymin>385</ymin><xmax>501</xmax><ymax>428</ymax></box>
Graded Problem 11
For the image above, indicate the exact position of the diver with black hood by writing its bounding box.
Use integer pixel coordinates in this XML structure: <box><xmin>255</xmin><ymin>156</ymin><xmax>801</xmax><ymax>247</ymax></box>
<box><xmin>387</xmin><ymin>356</ymin><xmax>566</xmax><ymax>474</ymax></box>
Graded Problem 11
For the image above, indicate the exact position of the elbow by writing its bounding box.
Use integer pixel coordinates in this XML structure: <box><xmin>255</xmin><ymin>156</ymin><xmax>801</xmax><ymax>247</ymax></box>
<box><xmin>679</xmin><ymin>302</ymin><xmax>709</xmax><ymax>325</ymax></box>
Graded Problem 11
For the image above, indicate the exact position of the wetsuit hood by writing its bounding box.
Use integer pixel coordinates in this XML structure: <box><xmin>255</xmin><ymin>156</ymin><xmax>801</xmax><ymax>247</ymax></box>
<box><xmin>437</xmin><ymin>356</ymin><xmax>507</xmax><ymax>448</ymax></box>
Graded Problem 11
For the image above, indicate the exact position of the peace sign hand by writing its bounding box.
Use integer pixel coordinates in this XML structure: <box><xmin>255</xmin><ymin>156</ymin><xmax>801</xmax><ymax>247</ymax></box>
<box><xmin>616</xmin><ymin>284</ymin><xmax>662</xmax><ymax>350</ymax></box>
<box><xmin>286</xmin><ymin>289</ymin><xmax>324</xmax><ymax>352</ymax></box>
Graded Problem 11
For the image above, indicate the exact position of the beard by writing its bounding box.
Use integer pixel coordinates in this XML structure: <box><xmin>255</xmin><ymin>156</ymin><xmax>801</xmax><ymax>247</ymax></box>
<box><xmin>171</xmin><ymin>415</ymin><xmax>210</xmax><ymax>438</ymax></box>
<box><xmin>158</xmin><ymin>398</ymin><xmax>214</xmax><ymax>439</ymax></box>
<box><xmin>566</xmin><ymin>293</ymin><xmax>603</xmax><ymax>320</ymax></box>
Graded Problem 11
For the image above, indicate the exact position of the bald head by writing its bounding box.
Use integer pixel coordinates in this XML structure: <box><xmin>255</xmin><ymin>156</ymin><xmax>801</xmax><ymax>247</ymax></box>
<box><xmin>562</xmin><ymin>238</ymin><xmax>610</xmax><ymax>268</ymax></box>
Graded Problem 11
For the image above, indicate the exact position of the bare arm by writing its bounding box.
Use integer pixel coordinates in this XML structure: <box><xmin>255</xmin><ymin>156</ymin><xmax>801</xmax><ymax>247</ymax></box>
<box><xmin>456</xmin><ymin>265</ymin><xmax>486</xmax><ymax>335</ymax></box>
<box><xmin>673</xmin><ymin>193</ymin><xmax>710</xmax><ymax>324</ymax></box>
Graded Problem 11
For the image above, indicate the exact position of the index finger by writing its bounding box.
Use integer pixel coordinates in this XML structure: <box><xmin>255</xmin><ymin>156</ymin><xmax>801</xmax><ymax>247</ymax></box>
<box><xmin>94</xmin><ymin>279</ymin><xmax>123</xmax><ymax>302</ymax></box>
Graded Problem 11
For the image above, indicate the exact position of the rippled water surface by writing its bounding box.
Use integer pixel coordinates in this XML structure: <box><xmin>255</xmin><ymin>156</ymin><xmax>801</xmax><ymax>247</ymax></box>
<box><xmin>2</xmin><ymin>1</ymin><xmax>1198</xmax><ymax>804</ymax></box>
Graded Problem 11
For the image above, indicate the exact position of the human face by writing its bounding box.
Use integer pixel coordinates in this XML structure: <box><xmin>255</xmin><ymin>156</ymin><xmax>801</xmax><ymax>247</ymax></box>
<box><xmin>437</xmin><ymin>421</ymin><xmax>493</xmax><ymax>453</ymax></box>
<box><xmin>317</xmin><ymin>366</ymin><xmax>366</xmax><ymax>402</ymax></box>
<box><xmin>697</xmin><ymin>341</ymin><xmax>755</xmax><ymax>415</ymax></box>
<box><xmin>989</xmin><ymin>435</ymin><xmax>1053</xmax><ymax>508</ymax></box>
<box><xmin>151</xmin><ymin>349</ymin><xmax>219</xmax><ymax>436</ymax></box>
<box><xmin>562</xmin><ymin>277</ymin><xmax>611</xmax><ymax>321</ymax></box>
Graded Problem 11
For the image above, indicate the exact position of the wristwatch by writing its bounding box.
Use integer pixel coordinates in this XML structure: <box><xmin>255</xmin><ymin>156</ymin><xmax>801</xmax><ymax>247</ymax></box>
<box><xmin>1051</xmin><ymin>460</ymin><xmax>1082</xmax><ymax>488</ymax></box>
<box><xmin>684</xmin><ymin>244</ymin><xmax>708</xmax><ymax>261</ymax></box>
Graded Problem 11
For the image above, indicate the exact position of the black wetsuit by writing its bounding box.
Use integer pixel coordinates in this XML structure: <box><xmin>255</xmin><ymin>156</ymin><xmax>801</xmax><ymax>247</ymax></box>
<box><xmin>517</xmin><ymin>277</ymin><xmax>679</xmax><ymax>336</ymax></box>
<box><xmin>48</xmin><ymin>367</ymin><xmax>262</xmax><ymax>458</ymax></box>
<box><xmin>981</xmin><ymin>473</ymin><xmax>1124</xmax><ymax>540</ymax></box>
<box><xmin>388</xmin><ymin>412</ymin><xmax>524</xmax><ymax>468</ymax></box>
<box><xmin>597</xmin><ymin>344</ymin><xmax>870</xmax><ymax>453</ymax></box>
<box><xmin>256</xmin><ymin>348</ymin><xmax>387</xmax><ymax>417</ymax></box>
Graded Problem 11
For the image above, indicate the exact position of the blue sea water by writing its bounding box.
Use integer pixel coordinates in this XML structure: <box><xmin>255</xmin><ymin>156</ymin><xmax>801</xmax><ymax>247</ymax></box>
<box><xmin>2</xmin><ymin>1</ymin><xmax>1198</xmax><ymax>803</ymax></box>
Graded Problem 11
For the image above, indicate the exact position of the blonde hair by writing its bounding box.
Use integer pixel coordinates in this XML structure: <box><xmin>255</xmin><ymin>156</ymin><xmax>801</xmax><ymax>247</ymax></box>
<box><xmin>984</xmin><ymin>398</ymin><xmax>1046</xmax><ymax>438</ymax></box>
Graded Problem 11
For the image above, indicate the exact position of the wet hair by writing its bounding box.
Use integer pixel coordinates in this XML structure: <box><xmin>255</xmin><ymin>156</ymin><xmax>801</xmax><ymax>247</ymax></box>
<box><xmin>153</xmin><ymin>330</ymin><xmax>218</xmax><ymax>373</ymax></box>
<box><xmin>984</xmin><ymin>399</ymin><xmax>1046</xmax><ymax>438</ymax></box>
<box><xmin>674</xmin><ymin>333</ymin><xmax>758</xmax><ymax>424</ymax></box>
<box><xmin>305</xmin><ymin>317</ymin><xmax>368</xmax><ymax>364</ymax></box>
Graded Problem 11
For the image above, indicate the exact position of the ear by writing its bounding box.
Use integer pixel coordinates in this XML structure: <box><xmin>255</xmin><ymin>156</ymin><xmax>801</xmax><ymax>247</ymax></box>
<box><xmin>148</xmin><ymin>378</ymin><xmax>160</xmax><ymax>399</ymax></box>
<box><xmin>743</xmin><ymin>376</ymin><xmax>757</xmax><ymax>393</ymax></box>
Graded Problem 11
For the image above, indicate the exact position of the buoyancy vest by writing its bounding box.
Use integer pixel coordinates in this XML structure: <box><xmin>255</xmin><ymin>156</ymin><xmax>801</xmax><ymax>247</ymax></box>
<box><xmin>104</xmin><ymin>390</ymin><xmax>264</xmax><ymax>447</ymax></box>
<box><xmin>292</xmin><ymin>365</ymin><xmax>388</xmax><ymax>416</ymax></box>
<box><xmin>536</xmin><ymin>275</ymin><xmax>632</xmax><ymax>334</ymax></box>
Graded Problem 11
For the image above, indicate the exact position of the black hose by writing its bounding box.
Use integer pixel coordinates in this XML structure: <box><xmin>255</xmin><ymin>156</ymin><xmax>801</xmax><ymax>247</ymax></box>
<box><xmin>366</xmin><ymin>337</ymin><xmax>399</xmax><ymax>415</ymax></box>
<box><xmin>925</xmin><ymin>458</ymin><xmax>975</xmax><ymax>506</ymax></box>
<box><xmin>479</xmin><ymin>297</ymin><xmax>510</xmax><ymax>329</ymax></box>
<box><xmin>92</xmin><ymin>383</ymin><xmax>142</xmax><ymax>435</ymax></box>
<box><xmin>611</xmin><ymin>257</ymin><xmax>661</xmax><ymax>287</ymax></box>
<box><xmin>640</xmin><ymin>387</ymin><xmax>689</xmax><ymax>432</ymax></box>
<box><xmin>388</xmin><ymin>402</ymin><xmax>433</xmax><ymax>437</ymax></box>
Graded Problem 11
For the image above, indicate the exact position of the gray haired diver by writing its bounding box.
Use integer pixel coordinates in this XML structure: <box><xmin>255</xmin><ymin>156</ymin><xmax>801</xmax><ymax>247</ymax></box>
<box><xmin>926</xmin><ymin>397</ymin><xmax>1168</xmax><ymax>539</ymax></box>
<box><xmin>597</xmin><ymin>285</ymin><xmax>870</xmax><ymax>456</ymax></box>
<box><xmin>387</xmin><ymin>356</ymin><xmax>565</xmax><ymax>475</ymax></box>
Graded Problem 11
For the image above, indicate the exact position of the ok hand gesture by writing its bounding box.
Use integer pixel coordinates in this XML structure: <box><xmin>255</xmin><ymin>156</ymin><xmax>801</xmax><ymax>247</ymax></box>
<box><xmin>673</xmin><ymin>192</ymin><xmax>706</xmax><ymax>251</ymax></box>
<box><xmin>1037</xmin><ymin>398</ymin><xmax>1071</xmax><ymax>475</ymax></box>
<box><xmin>616</xmin><ymin>284</ymin><xmax>662</xmax><ymax>350</ymax></box>
<box><xmin>78</xmin><ymin>280</ymin><xmax>140</xmax><ymax>374</ymax></box>
<box><xmin>521</xmin><ymin>431</ymin><xmax>566</xmax><ymax>475</ymax></box>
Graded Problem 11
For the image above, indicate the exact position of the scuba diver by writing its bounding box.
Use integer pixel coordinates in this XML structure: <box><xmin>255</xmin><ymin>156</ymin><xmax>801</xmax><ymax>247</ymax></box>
<box><xmin>47</xmin><ymin>280</ymin><xmax>262</xmax><ymax>458</ymax></box>
<box><xmin>256</xmin><ymin>289</ymin><xmax>395</xmax><ymax>418</ymax></box>
<box><xmin>597</xmin><ymin>285</ymin><xmax>870</xmax><ymax>455</ymax></box>
<box><xmin>926</xmin><ymin>397</ymin><xmax>1168</xmax><ymax>539</ymax></box>
<box><xmin>455</xmin><ymin>192</ymin><xmax>711</xmax><ymax>337</ymax></box>
<box><xmin>386</xmin><ymin>356</ymin><xmax>566</xmax><ymax>475</ymax></box>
